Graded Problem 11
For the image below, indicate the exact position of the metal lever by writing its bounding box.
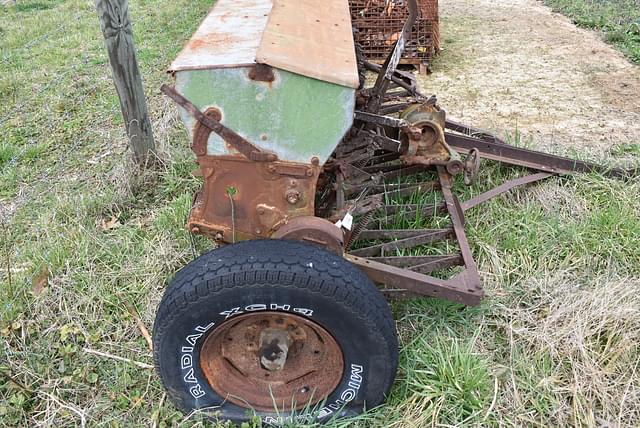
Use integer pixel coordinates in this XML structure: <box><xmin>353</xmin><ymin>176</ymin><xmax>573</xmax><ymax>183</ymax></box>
<box><xmin>365</xmin><ymin>0</ymin><xmax>419</xmax><ymax>114</ymax></box>
<box><xmin>161</xmin><ymin>84</ymin><xmax>277</xmax><ymax>162</ymax></box>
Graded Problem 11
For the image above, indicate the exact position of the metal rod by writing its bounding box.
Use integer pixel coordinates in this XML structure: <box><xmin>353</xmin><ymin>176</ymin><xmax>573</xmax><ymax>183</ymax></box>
<box><xmin>369</xmin><ymin>254</ymin><xmax>462</xmax><ymax>268</ymax></box>
<box><xmin>348</xmin><ymin>228</ymin><xmax>453</xmax><ymax>257</ymax></box>
<box><xmin>461</xmin><ymin>172</ymin><xmax>553</xmax><ymax>211</ymax></box>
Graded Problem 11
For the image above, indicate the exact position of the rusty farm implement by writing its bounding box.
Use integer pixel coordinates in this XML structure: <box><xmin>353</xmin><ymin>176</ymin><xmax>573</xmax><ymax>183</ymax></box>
<box><xmin>151</xmin><ymin>0</ymin><xmax>637</xmax><ymax>425</ymax></box>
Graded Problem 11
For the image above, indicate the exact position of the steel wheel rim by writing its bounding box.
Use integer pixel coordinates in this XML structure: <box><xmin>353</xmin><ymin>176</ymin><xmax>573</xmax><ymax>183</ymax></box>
<box><xmin>200</xmin><ymin>311</ymin><xmax>344</xmax><ymax>412</ymax></box>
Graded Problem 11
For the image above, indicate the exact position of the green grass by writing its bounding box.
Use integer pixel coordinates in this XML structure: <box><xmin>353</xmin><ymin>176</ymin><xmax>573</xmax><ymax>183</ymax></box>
<box><xmin>2</xmin><ymin>0</ymin><xmax>640</xmax><ymax>427</ymax></box>
<box><xmin>544</xmin><ymin>0</ymin><xmax>640</xmax><ymax>63</ymax></box>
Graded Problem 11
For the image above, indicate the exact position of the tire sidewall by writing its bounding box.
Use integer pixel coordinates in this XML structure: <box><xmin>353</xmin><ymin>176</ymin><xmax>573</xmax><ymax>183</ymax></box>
<box><xmin>155</xmin><ymin>283</ymin><xmax>394</xmax><ymax>425</ymax></box>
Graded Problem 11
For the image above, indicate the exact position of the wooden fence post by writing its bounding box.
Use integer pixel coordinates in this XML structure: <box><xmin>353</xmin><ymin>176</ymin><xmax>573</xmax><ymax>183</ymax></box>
<box><xmin>96</xmin><ymin>0</ymin><xmax>155</xmax><ymax>164</ymax></box>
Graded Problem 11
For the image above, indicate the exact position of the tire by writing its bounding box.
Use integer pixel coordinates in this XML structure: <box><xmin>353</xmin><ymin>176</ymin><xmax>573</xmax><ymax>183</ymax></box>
<box><xmin>153</xmin><ymin>239</ymin><xmax>398</xmax><ymax>426</ymax></box>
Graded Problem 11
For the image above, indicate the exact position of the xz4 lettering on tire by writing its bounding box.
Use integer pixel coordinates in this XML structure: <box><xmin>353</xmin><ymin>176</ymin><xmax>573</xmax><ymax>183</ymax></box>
<box><xmin>152</xmin><ymin>240</ymin><xmax>398</xmax><ymax>424</ymax></box>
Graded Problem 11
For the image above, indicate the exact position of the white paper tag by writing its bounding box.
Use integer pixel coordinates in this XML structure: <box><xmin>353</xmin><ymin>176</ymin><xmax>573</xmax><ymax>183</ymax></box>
<box><xmin>334</xmin><ymin>220</ymin><xmax>343</xmax><ymax>229</ymax></box>
<box><xmin>341</xmin><ymin>213</ymin><xmax>353</xmax><ymax>231</ymax></box>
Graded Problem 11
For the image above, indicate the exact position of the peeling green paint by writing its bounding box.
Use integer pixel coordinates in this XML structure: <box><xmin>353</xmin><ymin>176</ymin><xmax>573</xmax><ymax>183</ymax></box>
<box><xmin>175</xmin><ymin>67</ymin><xmax>355</xmax><ymax>164</ymax></box>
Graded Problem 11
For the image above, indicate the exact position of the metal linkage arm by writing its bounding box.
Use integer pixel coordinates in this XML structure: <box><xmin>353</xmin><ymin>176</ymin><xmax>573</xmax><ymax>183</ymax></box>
<box><xmin>445</xmin><ymin>132</ymin><xmax>635</xmax><ymax>178</ymax></box>
<box><xmin>161</xmin><ymin>84</ymin><xmax>277</xmax><ymax>162</ymax></box>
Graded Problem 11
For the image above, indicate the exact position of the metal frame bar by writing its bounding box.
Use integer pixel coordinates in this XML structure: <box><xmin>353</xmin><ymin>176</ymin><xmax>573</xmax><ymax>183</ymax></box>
<box><xmin>461</xmin><ymin>172</ymin><xmax>553</xmax><ymax>211</ymax></box>
<box><xmin>343</xmin><ymin>169</ymin><xmax>485</xmax><ymax>306</ymax></box>
<box><xmin>445</xmin><ymin>131</ymin><xmax>634</xmax><ymax>178</ymax></box>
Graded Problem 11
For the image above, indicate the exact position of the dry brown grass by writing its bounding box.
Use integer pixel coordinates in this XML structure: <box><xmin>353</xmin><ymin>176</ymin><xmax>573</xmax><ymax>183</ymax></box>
<box><xmin>493</xmin><ymin>272</ymin><xmax>640</xmax><ymax>426</ymax></box>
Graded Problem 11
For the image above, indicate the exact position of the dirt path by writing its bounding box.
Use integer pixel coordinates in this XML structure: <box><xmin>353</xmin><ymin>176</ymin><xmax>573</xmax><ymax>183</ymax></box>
<box><xmin>418</xmin><ymin>0</ymin><xmax>640</xmax><ymax>164</ymax></box>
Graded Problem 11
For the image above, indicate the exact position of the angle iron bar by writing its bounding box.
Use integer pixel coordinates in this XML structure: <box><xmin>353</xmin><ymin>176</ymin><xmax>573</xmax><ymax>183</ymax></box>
<box><xmin>380</xmin><ymin>103</ymin><xmax>415</xmax><ymax>115</ymax></box>
<box><xmin>366</xmin><ymin>132</ymin><xmax>404</xmax><ymax>153</ymax></box>
<box><xmin>363</xmin><ymin>60</ymin><xmax>421</xmax><ymax>95</ymax></box>
<box><xmin>380</xmin><ymin>164</ymin><xmax>433</xmax><ymax>180</ymax></box>
<box><xmin>368</xmin><ymin>152</ymin><xmax>402</xmax><ymax>165</ymax></box>
<box><xmin>445</xmin><ymin>132</ymin><xmax>633</xmax><ymax>178</ymax></box>
<box><xmin>384</xmin><ymin>90</ymin><xmax>411</xmax><ymax>99</ymax></box>
<box><xmin>355</xmin><ymin>111</ymin><xmax>409</xmax><ymax>128</ymax></box>
<box><xmin>356</xmin><ymin>228</ymin><xmax>446</xmax><ymax>240</ymax></box>
<box><xmin>345</xmin><ymin>254</ymin><xmax>482</xmax><ymax>305</ymax></box>
<box><xmin>376</xmin><ymin>202</ymin><xmax>446</xmax><ymax>225</ymax></box>
<box><xmin>351</xmin><ymin>182</ymin><xmax>440</xmax><ymax>204</ymax></box>
<box><xmin>380</xmin><ymin>203</ymin><xmax>443</xmax><ymax>216</ymax></box>
<box><xmin>438</xmin><ymin>168</ymin><xmax>482</xmax><ymax>291</ymax></box>
<box><xmin>344</xmin><ymin>181</ymin><xmax>439</xmax><ymax>197</ymax></box>
<box><xmin>445</xmin><ymin>119</ymin><xmax>498</xmax><ymax>143</ymax></box>
<box><xmin>364</xmin><ymin>163</ymin><xmax>414</xmax><ymax>174</ymax></box>
<box><xmin>409</xmin><ymin>254</ymin><xmax>464</xmax><ymax>275</ymax></box>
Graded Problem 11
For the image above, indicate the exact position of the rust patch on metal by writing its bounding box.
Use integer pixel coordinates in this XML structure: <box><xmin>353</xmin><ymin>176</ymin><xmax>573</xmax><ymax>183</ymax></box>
<box><xmin>248</xmin><ymin>63</ymin><xmax>275</xmax><ymax>82</ymax></box>
<box><xmin>169</xmin><ymin>0</ymin><xmax>272</xmax><ymax>72</ymax></box>
<box><xmin>256</xmin><ymin>0</ymin><xmax>359</xmax><ymax>88</ymax></box>
<box><xmin>200</xmin><ymin>311</ymin><xmax>344</xmax><ymax>412</ymax></box>
<box><xmin>187</xmin><ymin>155</ymin><xmax>320</xmax><ymax>242</ymax></box>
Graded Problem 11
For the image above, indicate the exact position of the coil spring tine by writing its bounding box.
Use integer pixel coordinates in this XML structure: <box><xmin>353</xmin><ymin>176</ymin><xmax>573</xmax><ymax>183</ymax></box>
<box><xmin>346</xmin><ymin>209</ymin><xmax>376</xmax><ymax>251</ymax></box>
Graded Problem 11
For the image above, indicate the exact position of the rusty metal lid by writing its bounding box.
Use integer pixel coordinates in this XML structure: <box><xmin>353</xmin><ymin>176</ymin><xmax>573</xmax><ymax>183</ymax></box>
<box><xmin>169</xmin><ymin>0</ymin><xmax>359</xmax><ymax>89</ymax></box>
<box><xmin>255</xmin><ymin>0</ymin><xmax>359</xmax><ymax>89</ymax></box>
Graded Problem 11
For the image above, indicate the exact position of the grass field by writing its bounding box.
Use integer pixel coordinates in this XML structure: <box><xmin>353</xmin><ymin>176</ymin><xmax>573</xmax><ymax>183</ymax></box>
<box><xmin>544</xmin><ymin>0</ymin><xmax>640</xmax><ymax>63</ymax></box>
<box><xmin>2</xmin><ymin>0</ymin><xmax>640</xmax><ymax>426</ymax></box>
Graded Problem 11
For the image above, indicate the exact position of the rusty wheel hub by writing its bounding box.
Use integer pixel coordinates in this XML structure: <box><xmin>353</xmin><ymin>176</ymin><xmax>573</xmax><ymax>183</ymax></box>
<box><xmin>200</xmin><ymin>312</ymin><xmax>344</xmax><ymax>411</ymax></box>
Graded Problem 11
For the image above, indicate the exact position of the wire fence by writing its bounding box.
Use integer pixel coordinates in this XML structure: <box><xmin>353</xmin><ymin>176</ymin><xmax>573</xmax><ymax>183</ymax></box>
<box><xmin>1</xmin><ymin>0</ymin><xmax>206</xmax><ymax>222</ymax></box>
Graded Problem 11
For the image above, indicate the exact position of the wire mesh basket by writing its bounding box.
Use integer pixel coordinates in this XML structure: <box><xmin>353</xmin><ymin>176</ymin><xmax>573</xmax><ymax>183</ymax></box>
<box><xmin>350</xmin><ymin>0</ymin><xmax>439</xmax><ymax>67</ymax></box>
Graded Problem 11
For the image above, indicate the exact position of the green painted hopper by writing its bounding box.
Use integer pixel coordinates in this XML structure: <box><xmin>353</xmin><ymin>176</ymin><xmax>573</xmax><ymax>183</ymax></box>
<box><xmin>169</xmin><ymin>0</ymin><xmax>360</xmax><ymax>165</ymax></box>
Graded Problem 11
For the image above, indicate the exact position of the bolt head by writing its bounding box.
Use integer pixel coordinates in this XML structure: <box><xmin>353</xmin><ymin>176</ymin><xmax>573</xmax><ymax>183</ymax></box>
<box><xmin>285</xmin><ymin>190</ymin><xmax>300</xmax><ymax>204</ymax></box>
